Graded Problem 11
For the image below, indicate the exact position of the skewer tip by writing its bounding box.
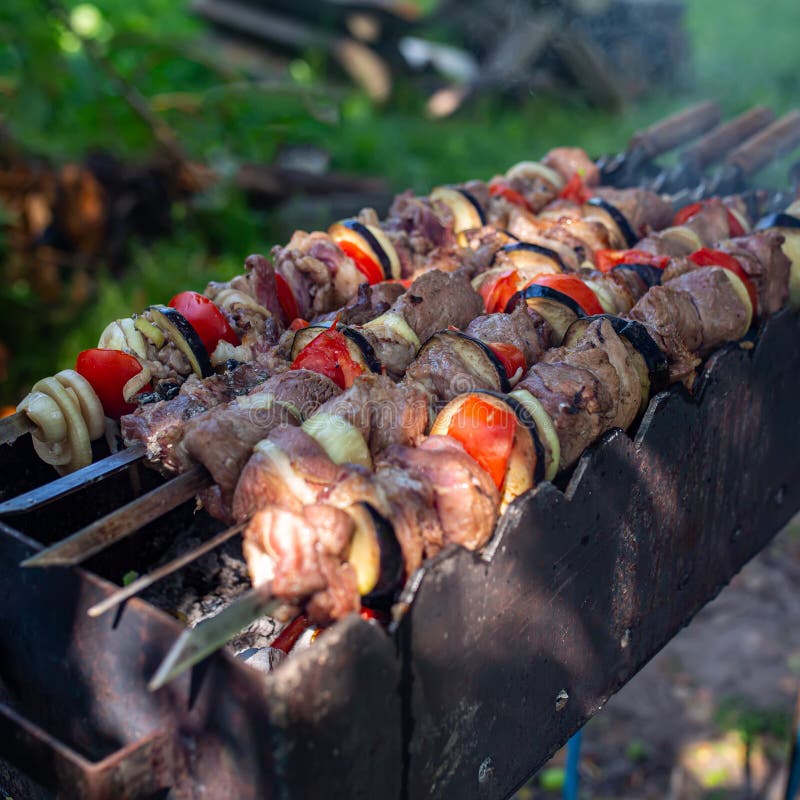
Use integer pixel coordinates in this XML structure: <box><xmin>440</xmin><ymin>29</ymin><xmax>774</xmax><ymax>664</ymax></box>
<box><xmin>20</xmin><ymin>551</ymin><xmax>75</xmax><ymax>568</ymax></box>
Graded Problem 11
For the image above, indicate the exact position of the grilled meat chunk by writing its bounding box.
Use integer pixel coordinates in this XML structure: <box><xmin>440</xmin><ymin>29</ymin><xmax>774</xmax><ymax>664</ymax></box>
<box><xmin>233</xmin><ymin>426</ymin><xmax>342</xmax><ymax>521</ymax></box>
<box><xmin>592</xmin><ymin>188</ymin><xmax>674</xmax><ymax>237</ymax></box>
<box><xmin>314</xmin><ymin>373</ymin><xmax>429</xmax><ymax>455</ymax></box>
<box><xmin>541</xmin><ymin>147</ymin><xmax>600</xmax><ymax>186</ymax></box>
<box><xmin>379</xmin><ymin>436</ymin><xmax>499</xmax><ymax>553</ymax></box>
<box><xmin>393</xmin><ymin>269</ymin><xmax>483</xmax><ymax>343</ymax></box>
<box><xmin>665</xmin><ymin>268</ymin><xmax>750</xmax><ymax>355</ymax></box>
<box><xmin>180</xmin><ymin>370</ymin><xmax>340</xmax><ymax>515</ymax></box>
<box><xmin>243</xmin><ymin>504</ymin><xmax>360</xmax><ymax>624</ymax></box>
<box><xmin>466</xmin><ymin>303</ymin><xmax>549</xmax><ymax>366</ymax></box>
<box><xmin>121</xmin><ymin>363</ymin><xmax>271</xmax><ymax>470</ymax></box>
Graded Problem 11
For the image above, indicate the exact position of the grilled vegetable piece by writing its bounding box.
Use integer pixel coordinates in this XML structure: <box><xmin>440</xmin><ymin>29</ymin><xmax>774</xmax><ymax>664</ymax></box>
<box><xmin>344</xmin><ymin>502</ymin><xmax>403</xmax><ymax>599</ymax></box>
<box><xmin>528</xmin><ymin>274</ymin><xmax>605</xmax><ymax>316</ymax></box>
<box><xmin>149</xmin><ymin>305</ymin><xmax>213</xmax><ymax>378</ymax></box>
<box><xmin>501</xmin><ymin>241</ymin><xmax>565</xmax><ymax>271</ymax></box>
<box><xmin>507</xmin><ymin>284</ymin><xmax>584</xmax><ymax>344</ymax></box>
<box><xmin>291</xmin><ymin>326</ymin><xmax>381</xmax><ymax>390</ymax></box>
<box><xmin>586</xmin><ymin>197</ymin><xmax>637</xmax><ymax>247</ymax></box>
<box><xmin>430</xmin><ymin>185</ymin><xmax>486</xmax><ymax>234</ymax></box>
<box><xmin>301</xmin><ymin>412</ymin><xmax>372</xmax><ymax>469</ymax></box>
<box><xmin>168</xmin><ymin>291</ymin><xmax>240</xmax><ymax>354</ymax></box>
<box><xmin>75</xmin><ymin>349</ymin><xmax>150</xmax><ymax>420</ymax></box>
<box><xmin>415</xmin><ymin>330</ymin><xmax>511</xmax><ymax>394</ymax></box>
<box><xmin>430</xmin><ymin>390</ymin><xmax>543</xmax><ymax>510</ymax></box>
<box><xmin>563</xmin><ymin>315</ymin><xmax>669</xmax><ymax>414</ymax></box>
<box><xmin>329</xmin><ymin>219</ymin><xmax>401</xmax><ymax>282</ymax></box>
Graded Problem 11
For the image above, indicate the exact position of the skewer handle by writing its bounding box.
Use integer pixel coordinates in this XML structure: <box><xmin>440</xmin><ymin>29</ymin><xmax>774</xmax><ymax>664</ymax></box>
<box><xmin>629</xmin><ymin>100</ymin><xmax>721</xmax><ymax>158</ymax></box>
<box><xmin>680</xmin><ymin>106</ymin><xmax>775</xmax><ymax>171</ymax></box>
<box><xmin>725</xmin><ymin>110</ymin><xmax>800</xmax><ymax>177</ymax></box>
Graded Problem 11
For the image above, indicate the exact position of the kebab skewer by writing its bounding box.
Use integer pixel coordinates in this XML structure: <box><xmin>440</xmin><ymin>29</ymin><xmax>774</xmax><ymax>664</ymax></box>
<box><xmin>16</xmin><ymin>191</ymin><xmax>791</xmax><ymax>571</ymax></box>
<box><xmin>0</xmin><ymin>173</ymin><xmax>680</xmax><ymax>519</ymax></box>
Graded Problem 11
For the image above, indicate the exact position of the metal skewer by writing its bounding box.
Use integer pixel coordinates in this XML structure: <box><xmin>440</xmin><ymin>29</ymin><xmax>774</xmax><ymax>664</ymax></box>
<box><xmin>87</xmin><ymin>522</ymin><xmax>245</xmax><ymax>618</ymax></box>
<box><xmin>0</xmin><ymin>411</ymin><xmax>37</xmax><ymax>446</ymax></box>
<box><xmin>148</xmin><ymin>582</ymin><xmax>282</xmax><ymax>691</ymax></box>
<box><xmin>21</xmin><ymin>465</ymin><xmax>211</xmax><ymax>567</ymax></box>
<box><xmin>0</xmin><ymin>443</ymin><xmax>146</xmax><ymax>516</ymax></box>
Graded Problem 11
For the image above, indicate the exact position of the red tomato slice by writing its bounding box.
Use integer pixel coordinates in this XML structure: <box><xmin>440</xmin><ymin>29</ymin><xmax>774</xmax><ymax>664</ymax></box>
<box><xmin>486</xmin><ymin>342</ymin><xmax>526</xmax><ymax>381</ymax></box>
<box><xmin>725</xmin><ymin>209</ymin><xmax>746</xmax><ymax>237</ymax></box>
<box><xmin>271</xmin><ymin>614</ymin><xmax>310</xmax><ymax>653</ymax></box>
<box><xmin>338</xmin><ymin>240</ymin><xmax>385</xmax><ymax>285</ymax></box>
<box><xmin>291</xmin><ymin>328</ymin><xmax>364</xmax><ymax>390</ymax></box>
<box><xmin>445</xmin><ymin>395</ymin><xmax>517</xmax><ymax>490</ymax></box>
<box><xmin>168</xmin><ymin>291</ymin><xmax>240</xmax><ymax>354</ymax></box>
<box><xmin>275</xmin><ymin>273</ymin><xmax>300</xmax><ymax>323</ymax></box>
<box><xmin>672</xmin><ymin>201</ymin><xmax>704</xmax><ymax>226</ymax></box>
<box><xmin>595</xmin><ymin>248</ymin><xmax>670</xmax><ymax>273</ymax></box>
<box><xmin>529</xmin><ymin>273</ymin><xmax>604</xmax><ymax>315</ymax></box>
<box><xmin>479</xmin><ymin>269</ymin><xmax>520</xmax><ymax>314</ymax></box>
<box><xmin>489</xmin><ymin>179</ymin><xmax>534</xmax><ymax>212</ymax></box>
<box><xmin>75</xmin><ymin>348</ymin><xmax>149</xmax><ymax>419</ymax></box>
<box><xmin>558</xmin><ymin>173</ymin><xmax>593</xmax><ymax>204</ymax></box>
<box><xmin>688</xmin><ymin>248</ymin><xmax>758</xmax><ymax>311</ymax></box>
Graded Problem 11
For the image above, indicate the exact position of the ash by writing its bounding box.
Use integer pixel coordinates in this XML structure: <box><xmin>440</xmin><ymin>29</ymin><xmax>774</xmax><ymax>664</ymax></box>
<box><xmin>140</xmin><ymin>515</ymin><xmax>280</xmax><ymax>653</ymax></box>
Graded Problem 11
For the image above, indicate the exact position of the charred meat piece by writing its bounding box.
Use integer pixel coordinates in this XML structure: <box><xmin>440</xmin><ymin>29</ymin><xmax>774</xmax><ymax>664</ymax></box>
<box><xmin>312</xmin><ymin>373</ymin><xmax>429</xmax><ymax>456</ymax></box>
<box><xmin>379</xmin><ymin>436</ymin><xmax>499</xmax><ymax>553</ymax></box>
<box><xmin>121</xmin><ymin>363</ymin><xmax>271</xmax><ymax>470</ymax></box>
<box><xmin>337</xmin><ymin>282</ymin><xmax>406</xmax><ymax>327</ymax></box>
<box><xmin>233</xmin><ymin>425</ymin><xmax>343</xmax><ymax>522</ymax></box>
<box><xmin>466</xmin><ymin>303</ymin><xmax>549</xmax><ymax>366</ymax></box>
<box><xmin>392</xmin><ymin>269</ymin><xmax>483</xmax><ymax>343</ymax></box>
<box><xmin>243</xmin><ymin>504</ymin><xmax>360</xmax><ymax>625</ymax></box>
<box><xmin>541</xmin><ymin>147</ymin><xmax>601</xmax><ymax>187</ymax></box>
<box><xmin>180</xmin><ymin>370</ymin><xmax>340</xmax><ymax>515</ymax></box>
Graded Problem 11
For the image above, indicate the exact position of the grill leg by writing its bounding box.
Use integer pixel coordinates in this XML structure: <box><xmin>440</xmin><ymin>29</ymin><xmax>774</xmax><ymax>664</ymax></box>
<box><xmin>563</xmin><ymin>729</ymin><xmax>582</xmax><ymax>800</ymax></box>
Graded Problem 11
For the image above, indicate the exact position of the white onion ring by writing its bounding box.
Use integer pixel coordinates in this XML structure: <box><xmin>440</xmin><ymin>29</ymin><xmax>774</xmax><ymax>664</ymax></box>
<box><xmin>122</xmin><ymin>365</ymin><xmax>152</xmax><ymax>403</ymax></box>
<box><xmin>31</xmin><ymin>376</ymin><xmax>92</xmax><ymax>472</ymax></box>
<box><xmin>18</xmin><ymin>390</ymin><xmax>67</xmax><ymax>443</ymax></box>
<box><xmin>215</xmin><ymin>289</ymin><xmax>270</xmax><ymax>316</ymax></box>
<box><xmin>56</xmin><ymin>369</ymin><xmax>105</xmax><ymax>440</ymax></box>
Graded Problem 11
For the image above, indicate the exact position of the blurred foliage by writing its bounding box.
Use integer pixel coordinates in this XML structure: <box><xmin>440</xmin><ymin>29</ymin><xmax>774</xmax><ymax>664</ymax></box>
<box><xmin>1</xmin><ymin>0</ymin><xmax>800</xmax><ymax>402</ymax></box>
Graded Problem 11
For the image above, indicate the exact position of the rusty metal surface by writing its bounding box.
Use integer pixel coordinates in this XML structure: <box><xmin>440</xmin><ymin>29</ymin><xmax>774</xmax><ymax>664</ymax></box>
<box><xmin>0</xmin><ymin>310</ymin><xmax>798</xmax><ymax>799</ymax></box>
<box><xmin>396</xmin><ymin>308</ymin><xmax>800</xmax><ymax>800</ymax></box>
<box><xmin>0</xmin><ymin>524</ymin><xmax>400</xmax><ymax>799</ymax></box>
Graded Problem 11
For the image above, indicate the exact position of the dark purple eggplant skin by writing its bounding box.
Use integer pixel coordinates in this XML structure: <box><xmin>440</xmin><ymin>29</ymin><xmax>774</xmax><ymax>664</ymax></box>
<box><xmin>618</xmin><ymin>320</ymin><xmax>669</xmax><ymax>395</ymax></box>
<box><xmin>150</xmin><ymin>305</ymin><xmax>213</xmax><ymax>378</ymax></box>
<box><xmin>587</xmin><ymin>197</ymin><xmax>637</xmax><ymax>247</ymax></box>
<box><xmin>342</xmin><ymin>219</ymin><xmax>391</xmax><ymax>278</ymax></box>
<box><xmin>755</xmin><ymin>212</ymin><xmax>800</xmax><ymax>230</ymax></box>
<box><xmin>341</xmin><ymin>327</ymin><xmax>383</xmax><ymax>374</ymax></box>
<box><xmin>360</xmin><ymin>503</ymin><xmax>404</xmax><ymax>601</ymax></box>
<box><xmin>613</xmin><ymin>262</ymin><xmax>663</xmax><ymax>288</ymax></box>
<box><xmin>456</xmin><ymin>187</ymin><xmax>487</xmax><ymax>225</ymax></box>
<box><xmin>506</xmin><ymin>284</ymin><xmax>586</xmax><ymax>318</ymax></box>
<box><xmin>417</xmin><ymin>330</ymin><xmax>512</xmax><ymax>393</ymax></box>
<box><xmin>495</xmin><ymin>241</ymin><xmax>567</xmax><ymax>272</ymax></box>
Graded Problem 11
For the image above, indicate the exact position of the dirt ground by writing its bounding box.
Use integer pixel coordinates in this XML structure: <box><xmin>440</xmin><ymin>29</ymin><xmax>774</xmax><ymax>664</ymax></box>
<box><xmin>517</xmin><ymin>515</ymin><xmax>800</xmax><ymax>800</ymax></box>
